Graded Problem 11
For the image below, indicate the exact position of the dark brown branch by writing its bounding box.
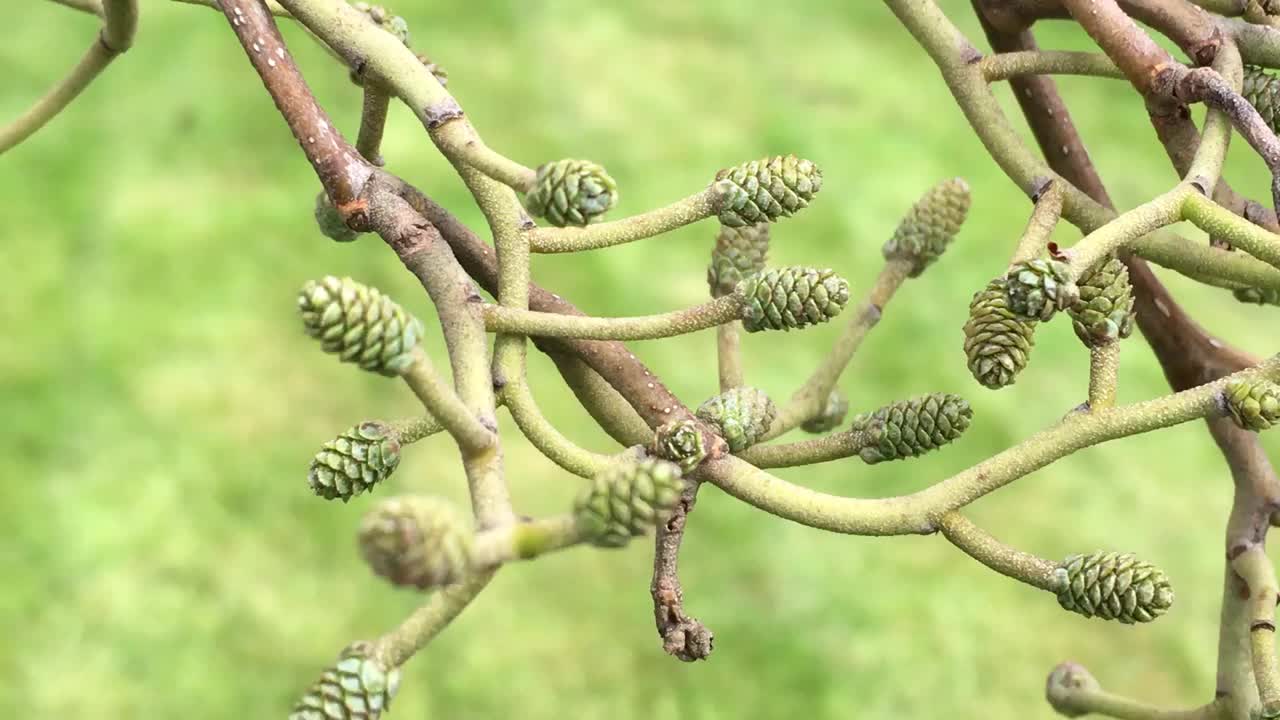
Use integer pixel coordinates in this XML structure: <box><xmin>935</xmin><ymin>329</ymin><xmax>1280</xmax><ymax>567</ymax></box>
<box><xmin>1061</xmin><ymin>0</ymin><xmax>1178</xmax><ymax>99</ymax></box>
<box><xmin>219</xmin><ymin>0</ymin><xmax>372</xmax><ymax>214</ymax></box>
<box><xmin>651</xmin><ymin>481</ymin><xmax>714</xmax><ymax>661</ymax></box>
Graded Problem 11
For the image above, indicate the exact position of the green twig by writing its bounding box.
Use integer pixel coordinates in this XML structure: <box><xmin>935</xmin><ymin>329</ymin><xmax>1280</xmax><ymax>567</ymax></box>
<box><xmin>527</xmin><ymin>189</ymin><xmax>720</xmax><ymax>253</ymax></box>
<box><xmin>471</xmin><ymin>515</ymin><xmax>585</xmax><ymax>566</ymax></box>
<box><xmin>979</xmin><ymin>49</ymin><xmax>1124</xmax><ymax>82</ymax></box>
<box><xmin>1012</xmin><ymin>178</ymin><xmax>1064</xmax><ymax>264</ymax></box>
<box><xmin>1089</xmin><ymin>342</ymin><xmax>1121</xmax><ymax>411</ymax></box>
<box><xmin>937</xmin><ymin>512</ymin><xmax>1058</xmax><ymax>591</ymax></box>
<box><xmin>374</xmin><ymin>569</ymin><xmax>495</xmax><ymax>668</ymax></box>
<box><xmin>716</xmin><ymin>322</ymin><xmax>745</xmax><ymax>392</ymax></box>
<box><xmin>400</xmin><ymin>347</ymin><xmax>496</xmax><ymax>453</ymax></box>
<box><xmin>738</xmin><ymin>427</ymin><xmax>879</xmax><ymax>468</ymax></box>
<box><xmin>704</xmin><ymin>355</ymin><xmax>1280</xmax><ymax>536</ymax></box>
<box><xmin>355</xmin><ymin>86</ymin><xmax>391</xmax><ymax>165</ymax></box>
<box><xmin>481</xmin><ymin>295</ymin><xmax>743</xmax><ymax>341</ymax></box>
<box><xmin>1185</xmin><ymin>192</ymin><xmax>1280</xmax><ymax>270</ymax></box>
<box><xmin>1232</xmin><ymin>546</ymin><xmax>1280</xmax><ymax>717</ymax></box>
<box><xmin>0</xmin><ymin>0</ymin><xmax>137</xmax><ymax>154</ymax></box>
<box><xmin>766</xmin><ymin>260</ymin><xmax>912</xmax><ymax>439</ymax></box>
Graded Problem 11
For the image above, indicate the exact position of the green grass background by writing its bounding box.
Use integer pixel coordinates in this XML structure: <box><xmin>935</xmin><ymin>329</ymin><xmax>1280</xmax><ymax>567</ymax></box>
<box><xmin>5</xmin><ymin>1</ymin><xmax>1280</xmax><ymax>717</ymax></box>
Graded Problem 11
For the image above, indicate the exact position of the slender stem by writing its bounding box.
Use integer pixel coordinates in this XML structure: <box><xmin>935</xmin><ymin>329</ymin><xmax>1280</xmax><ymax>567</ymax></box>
<box><xmin>388</xmin><ymin>414</ymin><xmax>445</xmax><ymax>444</ymax></box>
<box><xmin>979</xmin><ymin>50</ymin><xmax>1124</xmax><ymax>82</ymax></box>
<box><xmin>1063</xmin><ymin>186</ymin><xmax>1191</xmax><ymax>279</ymax></box>
<box><xmin>0</xmin><ymin>0</ymin><xmax>136</xmax><ymax>154</ymax></box>
<box><xmin>738</xmin><ymin>428</ymin><xmax>878</xmax><ymax>468</ymax></box>
<box><xmin>400</xmin><ymin>348</ymin><xmax>496</xmax><ymax>453</ymax></box>
<box><xmin>652</xmin><ymin>480</ymin><xmax>713</xmax><ymax>662</ymax></box>
<box><xmin>527</xmin><ymin>189</ymin><xmax>719</xmax><ymax>253</ymax></box>
<box><xmin>937</xmin><ymin>512</ymin><xmax>1059</xmax><ymax>591</ymax></box>
<box><xmin>501</xmin><ymin>373</ymin><xmax>611</xmax><ymax>478</ymax></box>
<box><xmin>367</xmin><ymin>186</ymin><xmax>512</xmax><ymax>530</ymax></box>
<box><xmin>470</xmin><ymin>515</ymin><xmax>585</xmax><ymax>566</ymax></box>
<box><xmin>1233</xmin><ymin>546</ymin><xmax>1280</xmax><ymax>716</ymax></box>
<box><xmin>463</xmin><ymin>143</ymin><xmax>537</xmax><ymax>192</ymax></box>
<box><xmin>1185</xmin><ymin>193</ymin><xmax>1280</xmax><ymax>270</ymax></box>
<box><xmin>1012</xmin><ymin>178</ymin><xmax>1065</xmax><ymax>263</ymax></box>
<box><xmin>765</xmin><ymin>260</ymin><xmax>911</xmax><ymax>440</ymax></box>
<box><xmin>1054</xmin><ymin>681</ymin><xmax>1224</xmax><ymax>720</ymax></box>
<box><xmin>481</xmin><ymin>295</ymin><xmax>742</xmax><ymax>341</ymax></box>
<box><xmin>716</xmin><ymin>322</ymin><xmax>745</xmax><ymax>392</ymax></box>
<box><xmin>1089</xmin><ymin>342</ymin><xmax>1121</xmax><ymax>411</ymax></box>
<box><xmin>1133</xmin><ymin>229</ymin><xmax>1280</xmax><ymax>292</ymax></box>
<box><xmin>703</xmin><ymin>355</ymin><xmax>1280</xmax><ymax>536</ymax></box>
<box><xmin>373</xmin><ymin>569</ymin><xmax>495</xmax><ymax>668</ymax></box>
<box><xmin>355</xmin><ymin>86</ymin><xmax>390</xmax><ymax>165</ymax></box>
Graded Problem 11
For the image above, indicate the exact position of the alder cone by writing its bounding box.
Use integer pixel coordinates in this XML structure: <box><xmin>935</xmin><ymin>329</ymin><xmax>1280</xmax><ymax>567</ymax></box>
<box><xmin>1052</xmin><ymin>551</ymin><xmax>1173</xmax><ymax>624</ymax></box>
<box><xmin>964</xmin><ymin>277</ymin><xmax>1036</xmax><ymax>389</ymax></box>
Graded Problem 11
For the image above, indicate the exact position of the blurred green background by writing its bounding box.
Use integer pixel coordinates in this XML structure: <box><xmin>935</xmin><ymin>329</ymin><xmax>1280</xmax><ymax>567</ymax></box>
<box><xmin>5</xmin><ymin>1</ymin><xmax>1280</xmax><ymax>717</ymax></box>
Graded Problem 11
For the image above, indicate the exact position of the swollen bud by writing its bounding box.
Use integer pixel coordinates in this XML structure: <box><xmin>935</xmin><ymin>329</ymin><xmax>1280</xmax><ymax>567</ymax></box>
<box><xmin>1068</xmin><ymin>256</ymin><xmax>1134</xmax><ymax>347</ymax></box>
<box><xmin>574</xmin><ymin>458</ymin><xmax>685</xmax><ymax>548</ymax></box>
<box><xmin>1005</xmin><ymin>258</ymin><xmax>1078</xmax><ymax>321</ymax></box>
<box><xmin>314</xmin><ymin>192</ymin><xmax>360</xmax><ymax>243</ymax></box>
<box><xmin>736</xmin><ymin>266</ymin><xmax>849</xmax><ymax>333</ymax></box>
<box><xmin>358</xmin><ymin>496</ymin><xmax>473</xmax><ymax>591</ymax></box>
<box><xmin>713</xmin><ymin>155</ymin><xmax>822</xmax><ymax>227</ymax></box>
<box><xmin>850</xmin><ymin>393</ymin><xmax>972</xmax><ymax>464</ymax></box>
<box><xmin>707</xmin><ymin>223</ymin><xmax>770</xmax><ymax>298</ymax></box>
<box><xmin>652</xmin><ymin>419</ymin><xmax>707</xmax><ymax>474</ymax></box>
<box><xmin>524</xmin><ymin>159</ymin><xmax>618</xmax><ymax>227</ymax></box>
<box><xmin>308</xmin><ymin>421</ymin><xmax>402</xmax><ymax>501</ymax></box>
<box><xmin>882</xmin><ymin>178</ymin><xmax>970</xmax><ymax>277</ymax></box>
<box><xmin>1044</xmin><ymin>662</ymin><xmax>1101</xmax><ymax>718</ymax></box>
<box><xmin>696</xmin><ymin>387</ymin><xmax>778</xmax><ymax>453</ymax></box>
<box><xmin>1052</xmin><ymin>551</ymin><xmax>1173</xmax><ymax>623</ymax></box>
<box><xmin>298</xmin><ymin>276</ymin><xmax>424</xmax><ymax>377</ymax></box>
<box><xmin>1224</xmin><ymin>378</ymin><xmax>1280</xmax><ymax>432</ymax></box>
<box><xmin>289</xmin><ymin>640</ymin><xmax>400</xmax><ymax>720</ymax></box>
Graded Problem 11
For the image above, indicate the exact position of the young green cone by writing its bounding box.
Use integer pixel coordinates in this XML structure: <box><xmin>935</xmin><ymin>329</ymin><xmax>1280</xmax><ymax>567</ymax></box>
<box><xmin>850</xmin><ymin>393</ymin><xmax>972</xmax><ymax>464</ymax></box>
<box><xmin>963</xmin><ymin>278</ymin><xmax>1036</xmax><ymax>390</ymax></box>
<box><xmin>881</xmin><ymin>178</ymin><xmax>970</xmax><ymax>277</ymax></box>
<box><xmin>714</xmin><ymin>155</ymin><xmax>822</xmax><ymax>227</ymax></box>
<box><xmin>524</xmin><ymin>159</ymin><xmax>618</xmax><ymax>227</ymax></box>
<box><xmin>1005</xmin><ymin>258</ymin><xmax>1079</xmax><ymax>321</ymax></box>
<box><xmin>574</xmin><ymin>457</ymin><xmax>685</xmax><ymax>547</ymax></box>
<box><xmin>1067</xmin><ymin>256</ymin><xmax>1134</xmax><ymax>347</ymax></box>
<box><xmin>358</xmin><ymin>496</ymin><xmax>473</xmax><ymax>590</ymax></box>
<box><xmin>707</xmin><ymin>223</ymin><xmax>770</xmax><ymax>298</ymax></box>
<box><xmin>1246</xmin><ymin>65</ymin><xmax>1280</xmax><ymax>134</ymax></box>
<box><xmin>1052</xmin><ymin>551</ymin><xmax>1173</xmax><ymax>623</ymax></box>
<box><xmin>289</xmin><ymin>641</ymin><xmax>400</xmax><ymax>720</ymax></box>
<box><xmin>652</xmin><ymin>419</ymin><xmax>707</xmax><ymax>474</ymax></box>
<box><xmin>308</xmin><ymin>421</ymin><xmax>402</xmax><ymax>501</ymax></box>
<box><xmin>800</xmin><ymin>390</ymin><xmax>849</xmax><ymax>434</ymax></box>
<box><xmin>1233</xmin><ymin>286</ymin><xmax>1280</xmax><ymax>306</ymax></box>
<box><xmin>298</xmin><ymin>276</ymin><xmax>425</xmax><ymax>377</ymax></box>
<box><xmin>736</xmin><ymin>266</ymin><xmax>849</xmax><ymax>333</ymax></box>
<box><xmin>1224</xmin><ymin>378</ymin><xmax>1280</xmax><ymax>432</ymax></box>
<box><xmin>696</xmin><ymin>387</ymin><xmax>778</xmax><ymax>452</ymax></box>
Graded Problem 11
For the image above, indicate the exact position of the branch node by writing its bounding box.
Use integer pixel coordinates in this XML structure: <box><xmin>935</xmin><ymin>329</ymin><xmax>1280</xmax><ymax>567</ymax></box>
<box><xmin>423</xmin><ymin>97</ymin><xmax>465</xmax><ymax>129</ymax></box>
